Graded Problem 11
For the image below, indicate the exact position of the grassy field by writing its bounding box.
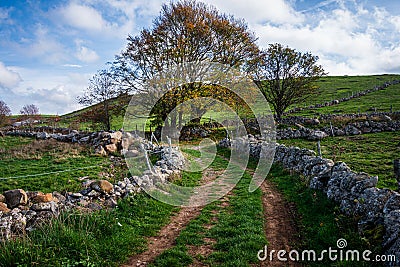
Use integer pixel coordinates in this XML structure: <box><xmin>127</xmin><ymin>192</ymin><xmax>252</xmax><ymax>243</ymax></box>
<box><xmin>279</xmin><ymin>131</ymin><xmax>400</xmax><ymax>189</ymax></box>
<box><xmin>0</xmin><ymin>136</ymin><xmax>124</xmax><ymax>194</ymax></box>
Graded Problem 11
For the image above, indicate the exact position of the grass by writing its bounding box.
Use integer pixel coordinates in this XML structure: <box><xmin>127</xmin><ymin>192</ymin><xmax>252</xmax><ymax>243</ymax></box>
<box><xmin>0</xmin><ymin>136</ymin><xmax>123</xmax><ymax>194</ymax></box>
<box><xmin>279</xmin><ymin>131</ymin><xmax>400</xmax><ymax>189</ymax></box>
<box><xmin>151</xmin><ymin>150</ymin><xmax>267</xmax><ymax>266</ymax></box>
<box><xmin>0</xmin><ymin>194</ymin><xmax>177</xmax><ymax>267</ymax></box>
<box><xmin>269</xmin><ymin>165</ymin><xmax>383</xmax><ymax>266</ymax></box>
<box><xmin>288</xmin><ymin>75</ymin><xmax>400</xmax><ymax>117</ymax></box>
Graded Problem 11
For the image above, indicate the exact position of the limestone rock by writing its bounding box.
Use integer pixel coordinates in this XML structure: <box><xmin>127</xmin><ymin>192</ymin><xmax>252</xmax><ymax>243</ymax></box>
<box><xmin>4</xmin><ymin>189</ymin><xmax>28</xmax><ymax>209</ymax></box>
<box><xmin>105</xmin><ymin>143</ymin><xmax>118</xmax><ymax>153</ymax></box>
<box><xmin>91</xmin><ymin>180</ymin><xmax>113</xmax><ymax>194</ymax></box>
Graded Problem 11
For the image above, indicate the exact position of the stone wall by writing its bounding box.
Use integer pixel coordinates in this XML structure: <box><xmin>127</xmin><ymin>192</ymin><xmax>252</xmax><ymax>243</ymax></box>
<box><xmin>219</xmin><ymin>137</ymin><xmax>400</xmax><ymax>266</ymax></box>
<box><xmin>284</xmin><ymin>79</ymin><xmax>400</xmax><ymax>114</ymax></box>
<box><xmin>0</xmin><ymin>133</ymin><xmax>185</xmax><ymax>242</ymax></box>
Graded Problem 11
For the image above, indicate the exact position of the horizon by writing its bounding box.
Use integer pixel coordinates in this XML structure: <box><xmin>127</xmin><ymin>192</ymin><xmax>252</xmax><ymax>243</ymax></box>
<box><xmin>1</xmin><ymin>0</ymin><xmax>400</xmax><ymax>115</ymax></box>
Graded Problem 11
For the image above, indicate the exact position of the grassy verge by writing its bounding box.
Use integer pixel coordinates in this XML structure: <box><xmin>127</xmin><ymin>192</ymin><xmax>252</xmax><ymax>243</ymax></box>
<box><xmin>279</xmin><ymin>131</ymin><xmax>400</xmax><ymax>189</ymax></box>
<box><xmin>0</xmin><ymin>194</ymin><xmax>177</xmax><ymax>266</ymax></box>
<box><xmin>0</xmin><ymin>137</ymin><xmax>123</xmax><ymax>193</ymax></box>
<box><xmin>269</xmin><ymin>165</ymin><xmax>383</xmax><ymax>266</ymax></box>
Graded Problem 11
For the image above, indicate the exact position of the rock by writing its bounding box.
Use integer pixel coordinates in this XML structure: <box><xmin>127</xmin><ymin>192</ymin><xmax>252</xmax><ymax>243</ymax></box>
<box><xmin>104</xmin><ymin>198</ymin><xmax>118</xmax><ymax>208</ymax></box>
<box><xmin>0</xmin><ymin>131</ymin><xmax>4</xmax><ymax>137</ymax></box>
<box><xmin>345</xmin><ymin>125</ymin><xmax>361</xmax><ymax>135</ymax></box>
<box><xmin>86</xmin><ymin>202</ymin><xmax>102</xmax><ymax>211</ymax></box>
<box><xmin>79</xmin><ymin>136</ymin><xmax>90</xmax><ymax>143</ymax></box>
<box><xmin>0</xmin><ymin>194</ymin><xmax>5</xmax><ymax>203</ymax></box>
<box><xmin>30</xmin><ymin>192</ymin><xmax>54</xmax><ymax>203</ymax></box>
<box><xmin>4</xmin><ymin>189</ymin><xmax>28</xmax><ymax>209</ymax></box>
<box><xmin>0</xmin><ymin>202</ymin><xmax>10</xmax><ymax>213</ymax></box>
<box><xmin>36</xmin><ymin>132</ymin><xmax>49</xmax><ymax>140</ymax></box>
<box><xmin>105</xmin><ymin>143</ymin><xmax>118</xmax><ymax>153</ymax></box>
<box><xmin>95</xmin><ymin>145</ymin><xmax>107</xmax><ymax>156</ymax></box>
<box><xmin>52</xmin><ymin>192</ymin><xmax>66</xmax><ymax>203</ymax></box>
<box><xmin>308</xmin><ymin>130</ymin><xmax>328</xmax><ymax>140</ymax></box>
<box><xmin>110</xmin><ymin>131</ymin><xmax>123</xmax><ymax>144</ymax></box>
<box><xmin>30</xmin><ymin>202</ymin><xmax>58</xmax><ymax>213</ymax></box>
<box><xmin>90</xmin><ymin>180</ymin><xmax>114</xmax><ymax>194</ymax></box>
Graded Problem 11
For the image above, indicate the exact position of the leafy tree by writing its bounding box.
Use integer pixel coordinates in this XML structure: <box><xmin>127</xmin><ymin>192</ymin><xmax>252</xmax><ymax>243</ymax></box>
<box><xmin>0</xmin><ymin>100</ymin><xmax>11</xmax><ymax>126</ymax></box>
<box><xmin>250</xmin><ymin>43</ymin><xmax>326</xmax><ymax>121</ymax></box>
<box><xmin>114</xmin><ymin>0</ymin><xmax>260</xmax><ymax>128</ymax></box>
<box><xmin>78</xmin><ymin>69</ymin><xmax>129</xmax><ymax>131</ymax></box>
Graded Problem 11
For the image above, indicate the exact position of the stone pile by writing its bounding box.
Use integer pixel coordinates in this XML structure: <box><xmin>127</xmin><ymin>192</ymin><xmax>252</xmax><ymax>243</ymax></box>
<box><xmin>0</xmin><ymin>133</ymin><xmax>186</xmax><ymax>242</ymax></box>
<box><xmin>219</xmin><ymin>136</ymin><xmax>400</xmax><ymax>266</ymax></box>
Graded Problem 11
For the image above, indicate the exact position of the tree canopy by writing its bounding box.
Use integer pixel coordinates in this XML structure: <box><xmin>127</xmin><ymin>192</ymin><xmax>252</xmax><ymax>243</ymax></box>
<box><xmin>250</xmin><ymin>43</ymin><xmax>326</xmax><ymax>120</ymax></box>
<box><xmin>114</xmin><ymin>0</ymin><xmax>260</xmax><ymax>128</ymax></box>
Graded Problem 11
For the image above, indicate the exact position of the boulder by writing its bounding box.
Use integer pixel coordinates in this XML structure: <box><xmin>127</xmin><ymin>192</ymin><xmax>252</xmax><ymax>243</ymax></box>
<box><xmin>110</xmin><ymin>131</ymin><xmax>123</xmax><ymax>144</ymax></box>
<box><xmin>105</xmin><ymin>143</ymin><xmax>118</xmax><ymax>153</ymax></box>
<box><xmin>308</xmin><ymin>130</ymin><xmax>328</xmax><ymax>140</ymax></box>
<box><xmin>4</xmin><ymin>189</ymin><xmax>28</xmax><ymax>209</ymax></box>
<box><xmin>95</xmin><ymin>145</ymin><xmax>107</xmax><ymax>156</ymax></box>
<box><xmin>30</xmin><ymin>192</ymin><xmax>54</xmax><ymax>203</ymax></box>
<box><xmin>90</xmin><ymin>180</ymin><xmax>113</xmax><ymax>194</ymax></box>
<box><xmin>0</xmin><ymin>202</ymin><xmax>10</xmax><ymax>213</ymax></box>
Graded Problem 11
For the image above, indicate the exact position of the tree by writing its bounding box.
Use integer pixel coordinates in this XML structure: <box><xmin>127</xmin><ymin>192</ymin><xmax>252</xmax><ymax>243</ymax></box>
<box><xmin>250</xmin><ymin>43</ymin><xmax>326</xmax><ymax>121</ymax></box>
<box><xmin>78</xmin><ymin>69</ymin><xmax>128</xmax><ymax>131</ymax></box>
<box><xmin>0</xmin><ymin>100</ymin><xmax>11</xmax><ymax>126</ymax></box>
<box><xmin>20</xmin><ymin>104</ymin><xmax>40</xmax><ymax>129</ymax></box>
<box><xmin>114</xmin><ymin>0</ymin><xmax>260</xmax><ymax>128</ymax></box>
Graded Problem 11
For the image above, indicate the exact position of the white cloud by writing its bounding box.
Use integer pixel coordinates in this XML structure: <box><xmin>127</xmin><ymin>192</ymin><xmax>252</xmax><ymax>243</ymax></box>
<box><xmin>203</xmin><ymin>0</ymin><xmax>303</xmax><ymax>25</ymax></box>
<box><xmin>76</xmin><ymin>46</ymin><xmax>100</xmax><ymax>63</ymax></box>
<box><xmin>0</xmin><ymin>62</ymin><xmax>22</xmax><ymax>89</ymax></box>
<box><xmin>59</xmin><ymin>3</ymin><xmax>106</xmax><ymax>31</ymax></box>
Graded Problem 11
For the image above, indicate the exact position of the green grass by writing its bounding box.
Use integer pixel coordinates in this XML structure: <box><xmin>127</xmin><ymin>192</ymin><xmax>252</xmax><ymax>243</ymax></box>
<box><xmin>0</xmin><ymin>137</ymin><xmax>121</xmax><ymax>194</ymax></box>
<box><xmin>0</xmin><ymin>194</ymin><xmax>177</xmax><ymax>267</ymax></box>
<box><xmin>279</xmin><ymin>131</ymin><xmax>400</xmax><ymax>189</ymax></box>
<box><xmin>288</xmin><ymin>74</ymin><xmax>400</xmax><ymax>117</ymax></box>
<box><xmin>151</xmin><ymin>150</ymin><xmax>267</xmax><ymax>267</ymax></box>
<box><xmin>269</xmin><ymin>165</ymin><xmax>383</xmax><ymax>266</ymax></box>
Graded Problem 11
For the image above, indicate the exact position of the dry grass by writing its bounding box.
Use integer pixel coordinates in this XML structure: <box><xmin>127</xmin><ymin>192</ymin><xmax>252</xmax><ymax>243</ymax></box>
<box><xmin>0</xmin><ymin>139</ymin><xmax>86</xmax><ymax>160</ymax></box>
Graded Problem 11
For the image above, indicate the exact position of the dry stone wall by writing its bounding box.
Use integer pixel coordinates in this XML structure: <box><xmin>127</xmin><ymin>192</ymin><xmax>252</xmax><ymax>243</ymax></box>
<box><xmin>0</xmin><ymin>131</ymin><xmax>185</xmax><ymax>242</ymax></box>
<box><xmin>219</xmin><ymin>137</ymin><xmax>400</xmax><ymax>266</ymax></box>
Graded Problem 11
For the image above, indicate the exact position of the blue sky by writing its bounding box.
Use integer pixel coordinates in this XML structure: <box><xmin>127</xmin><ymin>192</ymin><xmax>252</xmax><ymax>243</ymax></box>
<box><xmin>1</xmin><ymin>0</ymin><xmax>400</xmax><ymax>115</ymax></box>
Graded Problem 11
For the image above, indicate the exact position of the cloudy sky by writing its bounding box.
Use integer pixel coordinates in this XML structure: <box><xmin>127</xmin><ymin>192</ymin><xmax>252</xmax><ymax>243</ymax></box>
<box><xmin>1</xmin><ymin>0</ymin><xmax>400</xmax><ymax>115</ymax></box>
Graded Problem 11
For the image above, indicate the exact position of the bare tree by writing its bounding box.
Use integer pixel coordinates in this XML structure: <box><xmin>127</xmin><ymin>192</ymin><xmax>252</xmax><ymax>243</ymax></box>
<box><xmin>251</xmin><ymin>43</ymin><xmax>326</xmax><ymax>121</ymax></box>
<box><xmin>78</xmin><ymin>69</ymin><xmax>125</xmax><ymax>131</ymax></box>
<box><xmin>0</xmin><ymin>100</ymin><xmax>11</xmax><ymax>126</ymax></box>
<box><xmin>20</xmin><ymin>104</ymin><xmax>39</xmax><ymax>116</ymax></box>
<box><xmin>20</xmin><ymin>104</ymin><xmax>40</xmax><ymax>129</ymax></box>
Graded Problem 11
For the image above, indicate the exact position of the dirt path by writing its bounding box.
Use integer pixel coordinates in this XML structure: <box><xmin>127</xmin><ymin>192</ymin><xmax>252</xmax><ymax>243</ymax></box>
<box><xmin>122</xmin><ymin>167</ymin><xmax>220</xmax><ymax>267</ymax></box>
<box><xmin>122</xmin><ymin>152</ymin><xmax>301</xmax><ymax>267</ymax></box>
<box><xmin>259</xmin><ymin>180</ymin><xmax>301</xmax><ymax>267</ymax></box>
<box><xmin>121</xmin><ymin>205</ymin><xmax>203</xmax><ymax>267</ymax></box>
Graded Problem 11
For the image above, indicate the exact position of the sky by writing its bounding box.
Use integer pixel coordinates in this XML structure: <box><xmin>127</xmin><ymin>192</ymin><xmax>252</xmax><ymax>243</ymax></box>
<box><xmin>0</xmin><ymin>0</ymin><xmax>400</xmax><ymax>115</ymax></box>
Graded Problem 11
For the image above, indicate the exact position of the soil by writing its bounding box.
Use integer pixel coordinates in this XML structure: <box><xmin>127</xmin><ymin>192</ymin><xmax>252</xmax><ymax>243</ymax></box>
<box><xmin>258</xmin><ymin>180</ymin><xmax>302</xmax><ymax>267</ymax></box>
<box><xmin>122</xmin><ymin>156</ymin><xmax>301</xmax><ymax>266</ymax></box>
